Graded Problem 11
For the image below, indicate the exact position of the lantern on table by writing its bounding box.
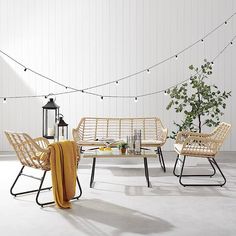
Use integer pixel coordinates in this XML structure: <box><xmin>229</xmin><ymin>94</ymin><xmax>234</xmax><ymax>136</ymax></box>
<box><xmin>42</xmin><ymin>98</ymin><xmax>59</xmax><ymax>139</ymax></box>
<box><xmin>55</xmin><ymin>114</ymin><xmax>68</xmax><ymax>141</ymax></box>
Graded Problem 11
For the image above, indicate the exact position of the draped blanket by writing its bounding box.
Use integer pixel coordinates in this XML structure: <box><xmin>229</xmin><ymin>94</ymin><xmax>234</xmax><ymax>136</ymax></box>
<box><xmin>49</xmin><ymin>141</ymin><xmax>77</xmax><ymax>209</ymax></box>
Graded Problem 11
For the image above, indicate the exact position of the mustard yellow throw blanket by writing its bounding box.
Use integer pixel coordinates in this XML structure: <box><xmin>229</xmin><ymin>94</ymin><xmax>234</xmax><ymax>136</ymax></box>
<box><xmin>49</xmin><ymin>141</ymin><xmax>77</xmax><ymax>209</ymax></box>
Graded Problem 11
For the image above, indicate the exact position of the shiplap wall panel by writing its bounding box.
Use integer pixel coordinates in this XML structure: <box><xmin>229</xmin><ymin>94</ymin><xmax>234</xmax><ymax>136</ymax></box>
<box><xmin>0</xmin><ymin>0</ymin><xmax>235</xmax><ymax>151</ymax></box>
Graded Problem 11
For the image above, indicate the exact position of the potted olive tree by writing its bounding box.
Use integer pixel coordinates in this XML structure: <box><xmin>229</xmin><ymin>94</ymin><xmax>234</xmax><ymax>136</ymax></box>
<box><xmin>166</xmin><ymin>59</ymin><xmax>231</xmax><ymax>139</ymax></box>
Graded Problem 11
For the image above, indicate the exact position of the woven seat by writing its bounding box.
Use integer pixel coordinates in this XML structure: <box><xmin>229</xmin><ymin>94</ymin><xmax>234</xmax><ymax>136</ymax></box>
<box><xmin>173</xmin><ymin>122</ymin><xmax>231</xmax><ymax>187</ymax></box>
<box><xmin>5</xmin><ymin>131</ymin><xmax>82</xmax><ymax>207</ymax></box>
<box><xmin>73</xmin><ymin>117</ymin><xmax>168</xmax><ymax>172</ymax></box>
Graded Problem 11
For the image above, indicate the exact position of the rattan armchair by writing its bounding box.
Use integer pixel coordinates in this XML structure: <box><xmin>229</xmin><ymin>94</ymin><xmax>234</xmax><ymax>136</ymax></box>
<box><xmin>5</xmin><ymin>131</ymin><xmax>82</xmax><ymax>207</ymax></box>
<box><xmin>173</xmin><ymin>122</ymin><xmax>231</xmax><ymax>187</ymax></box>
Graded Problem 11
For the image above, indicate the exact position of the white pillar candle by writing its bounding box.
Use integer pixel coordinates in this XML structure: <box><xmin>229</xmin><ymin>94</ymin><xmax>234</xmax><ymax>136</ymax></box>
<box><xmin>48</xmin><ymin>128</ymin><xmax>55</xmax><ymax>136</ymax></box>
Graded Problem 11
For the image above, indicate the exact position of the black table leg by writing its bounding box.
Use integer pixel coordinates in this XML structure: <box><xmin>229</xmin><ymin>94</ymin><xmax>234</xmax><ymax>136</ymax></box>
<box><xmin>144</xmin><ymin>157</ymin><xmax>151</xmax><ymax>187</ymax></box>
<box><xmin>90</xmin><ymin>158</ymin><xmax>96</xmax><ymax>188</ymax></box>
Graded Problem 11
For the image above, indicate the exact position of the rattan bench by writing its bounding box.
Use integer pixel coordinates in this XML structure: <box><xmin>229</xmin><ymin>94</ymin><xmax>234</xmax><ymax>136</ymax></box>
<box><xmin>72</xmin><ymin>117</ymin><xmax>168</xmax><ymax>173</ymax></box>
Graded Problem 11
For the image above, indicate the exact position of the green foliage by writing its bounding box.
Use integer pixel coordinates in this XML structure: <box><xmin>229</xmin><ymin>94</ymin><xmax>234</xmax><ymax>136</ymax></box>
<box><xmin>117</xmin><ymin>142</ymin><xmax>128</xmax><ymax>149</ymax></box>
<box><xmin>166</xmin><ymin>59</ymin><xmax>231</xmax><ymax>139</ymax></box>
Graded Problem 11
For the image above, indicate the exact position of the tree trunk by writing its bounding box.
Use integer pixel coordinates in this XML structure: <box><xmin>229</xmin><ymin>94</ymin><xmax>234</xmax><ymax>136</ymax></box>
<box><xmin>198</xmin><ymin>114</ymin><xmax>202</xmax><ymax>133</ymax></box>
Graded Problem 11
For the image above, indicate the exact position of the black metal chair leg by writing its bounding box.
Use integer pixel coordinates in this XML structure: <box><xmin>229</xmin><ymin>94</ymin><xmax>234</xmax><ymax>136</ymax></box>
<box><xmin>144</xmin><ymin>157</ymin><xmax>151</xmax><ymax>188</ymax></box>
<box><xmin>208</xmin><ymin>159</ymin><xmax>216</xmax><ymax>177</ymax></box>
<box><xmin>179</xmin><ymin>156</ymin><xmax>186</xmax><ymax>187</ymax></box>
<box><xmin>156</xmin><ymin>147</ymin><xmax>166</xmax><ymax>172</ymax></box>
<box><xmin>10</xmin><ymin>166</ymin><xmax>25</xmax><ymax>196</ymax></box>
<box><xmin>177</xmin><ymin>156</ymin><xmax>226</xmax><ymax>187</ymax></box>
<box><xmin>173</xmin><ymin>154</ymin><xmax>180</xmax><ymax>177</ymax></box>
<box><xmin>10</xmin><ymin>166</ymin><xmax>52</xmax><ymax>197</ymax></box>
<box><xmin>158</xmin><ymin>147</ymin><xmax>166</xmax><ymax>172</ymax></box>
<box><xmin>75</xmin><ymin>176</ymin><xmax>83</xmax><ymax>199</ymax></box>
<box><xmin>90</xmin><ymin>158</ymin><xmax>96</xmax><ymax>188</ymax></box>
<box><xmin>36</xmin><ymin>172</ymin><xmax>83</xmax><ymax>207</ymax></box>
<box><xmin>173</xmin><ymin>155</ymin><xmax>217</xmax><ymax>178</ymax></box>
<box><xmin>211</xmin><ymin>158</ymin><xmax>226</xmax><ymax>186</ymax></box>
<box><xmin>36</xmin><ymin>171</ymin><xmax>54</xmax><ymax>207</ymax></box>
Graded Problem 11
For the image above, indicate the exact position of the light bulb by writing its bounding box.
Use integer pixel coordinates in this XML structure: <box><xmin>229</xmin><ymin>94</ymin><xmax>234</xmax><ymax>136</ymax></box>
<box><xmin>175</xmin><ymin>55</ymin><xmax>178</xmax><ymax>59</ymax></box>
<box><xmin>201</xmin><ymin>39</ymin><xmax>204</xmax><ymax>42</ymax></box>
<box><xmin>24</xmin><ymin>68</ymin><xmax>27</xmax><ymax>72</ymax></box>
<box><xmin>100</xmin><ymin>96</ymin><xmax>104</xmax><ymax>100</ymax></box>
<box><xmin>164</xmin><ymin>91</ymin><xmax>168</xmax><ymax>96</ymax></box>
<box><xmin>3</xmin><ymin>98</ymin><xmax>7</xmax><ymax>103</ymax></box>
<box><xmin>115</xmin><ymin>81</ymin><xmax>119</xmax><ymax>85</ymax></box>
<box><xmin>134</xmin><ymin>97</ymin><xmax>138</xmax><ymax>102</ymax></box>
<box><xmin>146</xmin><ymin>69</ymin><xmax>150</xmax><ymax>74</ymax></box>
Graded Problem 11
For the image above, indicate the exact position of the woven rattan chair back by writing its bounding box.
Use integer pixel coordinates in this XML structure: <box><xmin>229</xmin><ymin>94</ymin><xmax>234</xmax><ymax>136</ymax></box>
<box><xmin>73</xmin><ymin>117</ymin><xmax>167</xmax><ymax>142</ymax></box>
<box><xmin>5</xmin><ymin>131</ymin><xmax>50</xmax><ymax>170</ymax></box>
<box><xmin>210</xmin><ymin>122</ymin><xmax>231</xmax><ymax>148</ymax></box>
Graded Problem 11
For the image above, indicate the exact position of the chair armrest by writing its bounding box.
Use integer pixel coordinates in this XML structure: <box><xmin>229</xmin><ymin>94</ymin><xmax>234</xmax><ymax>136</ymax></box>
<box><xmin>33</xmin><ymin>137</ymin><xmax>50</xmax><ymax>149</ymax></box>
<box><xmin>181</xmin><ymin>136</ymin><xmax>221</xmax><ymax>155</ymax></box>
<box><xmin>176</xmin><ymin>131</ymin><xmax>211</xmax><ymax>144</ymax></box>
<box><xmin>160</xmin><ymin>128</ymin><xmax>168</xmax><ymax>142</ymax></box>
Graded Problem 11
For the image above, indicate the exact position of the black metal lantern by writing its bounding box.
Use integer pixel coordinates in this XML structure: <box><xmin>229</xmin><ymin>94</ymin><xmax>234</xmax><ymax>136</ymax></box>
<box><xmin>55</xmin><ymin>114</ymin><xmax>68</xmax><ymax>141</ymax></box>
<box><xmin>42</xmin><ymin>98</ymin><xmax>59</xmax><ymax>139</ymax></box>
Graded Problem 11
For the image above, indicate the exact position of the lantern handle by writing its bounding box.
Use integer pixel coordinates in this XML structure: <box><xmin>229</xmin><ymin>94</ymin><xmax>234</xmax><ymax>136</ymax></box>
<box><xmin>47</xmin><ymin>93</ymin><xmax>56</xmax><ymax>102</ymax></box>
<box><xmin>56</xmin><ymin>113</ymin><xmax>64</xmax><ymax>121</ymax></box>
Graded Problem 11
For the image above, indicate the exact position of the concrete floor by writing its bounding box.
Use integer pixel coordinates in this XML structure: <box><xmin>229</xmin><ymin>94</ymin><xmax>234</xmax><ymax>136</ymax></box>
<box><xmin>0</xmin><ymin>152</ymin><xmax>235</xmax><ymax>236</ymax></box>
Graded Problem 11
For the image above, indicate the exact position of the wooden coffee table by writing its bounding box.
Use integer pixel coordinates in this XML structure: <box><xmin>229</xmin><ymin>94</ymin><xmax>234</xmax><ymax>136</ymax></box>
<box><xmin>81</xmin><ymin>149</ymin><xmax>157</xmax><ymax>188</ymax></box>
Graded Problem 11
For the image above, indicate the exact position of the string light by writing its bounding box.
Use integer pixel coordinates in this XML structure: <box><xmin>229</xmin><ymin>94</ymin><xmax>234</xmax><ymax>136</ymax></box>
<box><xmin>0</xmin><ymin>12</ymin><xmax>235</xmax><ymax>95</ymax></box>
<box><xmin>0</xmin><ymin>34</ymin><xmax>235</xmax><ymax>101</ymax></box>
<box><xmin>201</xmin><ymin>39</ymin><xmax>204</xmax><ymax>42</ymax></box>
<box><xmin>164</xmin><ymin>90</ymin><xmax>168</xmax><ymax>96</ymax></box>
<box><xmin>115</xmin><ymin>81</ymin><xmax>119</xmax><ymax>85</ymax></box>
<box><xmin>134</xmin><ymin>97</ymin><xmax>138</xmax><ymax>102</ymax></box>
<box><xmin>146</xmin><ymin>69</ymin><xmax>150</xmax><ymax>74</ymax></box>
<box><xmin>3</xmin><ymin>98</ymin><xmax>6</xmax><ymax>103</ymax></box>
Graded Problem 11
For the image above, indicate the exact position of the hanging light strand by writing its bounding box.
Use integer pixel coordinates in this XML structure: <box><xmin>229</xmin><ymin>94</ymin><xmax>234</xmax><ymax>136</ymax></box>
<box><xmin>0</xmin><ymin>12</ymin><xmax>235</xmax><ymax>94</ymax></box>
<box><xmin>0</xmin><ymin>34</ymin><xmax>235</xmax><ymax>100</ymax></box>
<box><xmin>0</xmin><ymin>33</ymin><xmax>235</xmax><ymax>100</ymax></box>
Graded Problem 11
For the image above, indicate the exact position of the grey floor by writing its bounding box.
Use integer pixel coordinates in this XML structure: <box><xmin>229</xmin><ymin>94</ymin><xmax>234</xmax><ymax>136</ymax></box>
<box><xmin>0</xmin><ymin>152</ymin><xmax>235</xmax><ymax>236</ymax></box>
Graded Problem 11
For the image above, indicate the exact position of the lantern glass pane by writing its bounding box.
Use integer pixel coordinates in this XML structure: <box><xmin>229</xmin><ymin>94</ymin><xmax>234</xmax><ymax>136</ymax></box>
<box><xmin>58</xmin><ymin>126</ymin><xmax>68</xmax><ymax>140</ymax></box>
<box><xmin>46</xmin><ymin>110</ymin><xmax>56</xmax><ymax>136</ymax></box>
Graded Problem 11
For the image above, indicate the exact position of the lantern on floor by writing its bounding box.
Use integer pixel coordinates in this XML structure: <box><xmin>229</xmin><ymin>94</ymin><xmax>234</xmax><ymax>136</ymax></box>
<box><xmin>54</xmin><ymin>114</ymin><xmax>68</xmax><ymax>141</ymax></box>
<box><xmin>42</xmin><ymin>98</ymin><xmax>59</xmax><ymax>139</ymax></box>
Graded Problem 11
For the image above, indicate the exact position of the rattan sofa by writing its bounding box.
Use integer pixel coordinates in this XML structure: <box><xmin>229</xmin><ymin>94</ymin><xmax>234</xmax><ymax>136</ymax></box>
<box><xmin>72</xmin><ymin>117</ymin><xmax>168</xmax><ymax>172</ymax></box>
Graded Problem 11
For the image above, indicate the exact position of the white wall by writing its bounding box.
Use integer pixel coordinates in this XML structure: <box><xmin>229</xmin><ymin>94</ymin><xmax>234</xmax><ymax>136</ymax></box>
<box><xmin>0</xmin><ymin>0</ymin><xmax>235</xmax><ymax>151</ymax></box>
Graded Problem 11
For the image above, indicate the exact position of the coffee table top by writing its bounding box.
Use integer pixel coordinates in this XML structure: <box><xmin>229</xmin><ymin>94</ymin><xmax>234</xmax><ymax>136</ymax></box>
<box><xmin>81</xmin><ymin>148</ymin><xmax>157</xmax><ymax>158</ymax></box>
